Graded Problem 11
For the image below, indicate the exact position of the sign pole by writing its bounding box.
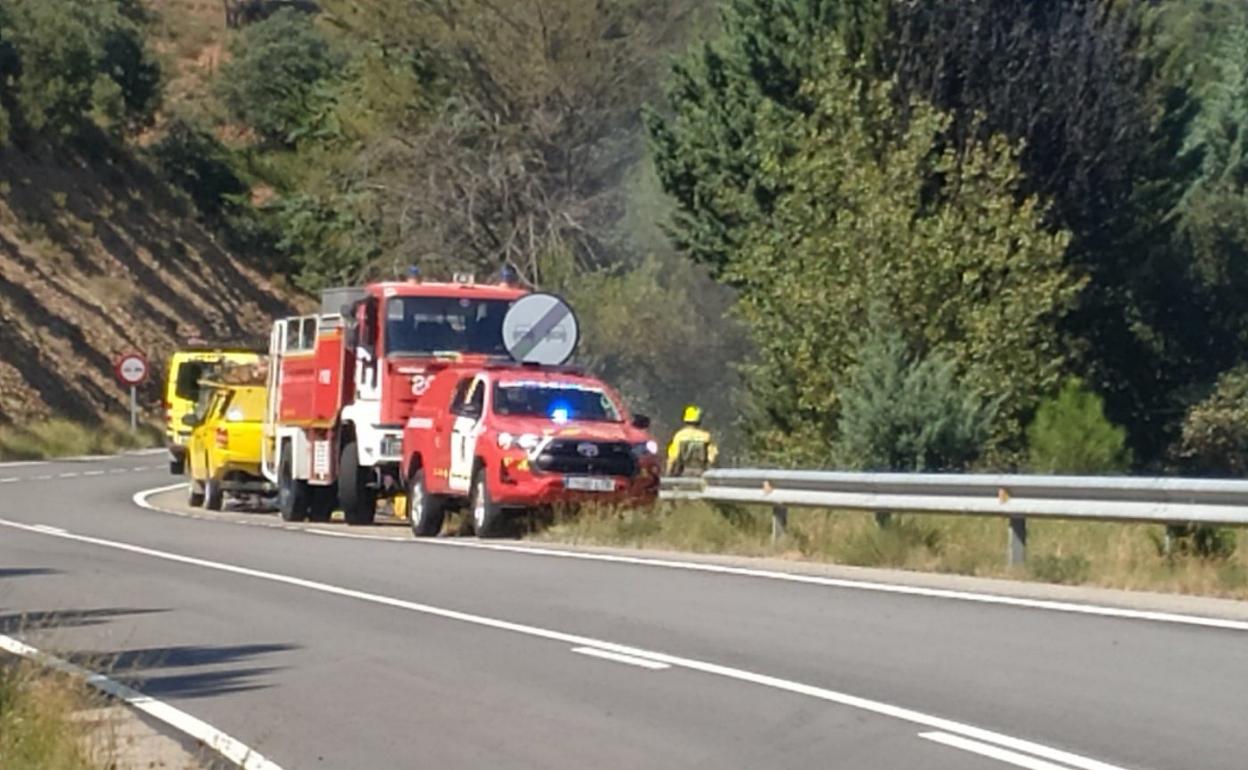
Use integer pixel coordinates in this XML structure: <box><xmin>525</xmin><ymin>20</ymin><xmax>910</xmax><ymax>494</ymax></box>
<box><xmin>130</xmin><ymin>385</ymin><xmax>137</xmax><ymax>434</ymax></box>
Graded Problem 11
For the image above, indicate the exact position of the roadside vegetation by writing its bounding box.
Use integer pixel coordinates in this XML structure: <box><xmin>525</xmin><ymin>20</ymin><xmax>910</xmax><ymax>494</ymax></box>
<box><xmin>0</xmin><ymin>418</ymin><xmax>158</xmax><ymax>461</ymax></box>
<box><xmin>534</xmin><ymin>503</ymin><xmax>1248</xmax><ymax>600</ymax></box>
<box><xmin>0</xmin><ymin>660</ymin><xmax>110</xmax><ymax>770</ymax></box>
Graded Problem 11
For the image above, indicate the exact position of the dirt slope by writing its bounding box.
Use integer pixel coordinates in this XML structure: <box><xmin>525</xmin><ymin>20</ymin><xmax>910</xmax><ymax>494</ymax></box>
<box><xmin>0</xmin><ymin>141</ymin><xmax>302</xmax><ymax>425</ymax></box>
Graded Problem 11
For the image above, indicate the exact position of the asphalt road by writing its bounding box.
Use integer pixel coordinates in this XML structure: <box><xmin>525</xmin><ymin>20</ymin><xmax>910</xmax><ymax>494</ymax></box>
<box><xmin>1</xmin><ymin>453</ymin><xmax>1245</xmax><ymax>770</ymax></box>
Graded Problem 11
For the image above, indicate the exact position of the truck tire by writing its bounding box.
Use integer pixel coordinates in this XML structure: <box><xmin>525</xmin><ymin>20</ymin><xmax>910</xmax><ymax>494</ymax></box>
<box><xmin>470</xmin><ymin>468</ymin><xmax>505</xmax><ymax>538</ymax></box>
<box><xmin>204</xmin><ymin>476</ymin><xmax>224</xmax><ymax>511</ymax></box>
<box><xmin>278</xmin><ymin>452</ymin><xmax>310</xmax><ymax>522</ymax></box>
<box><xmin>308</xmin><ymin>485</ymin><xmax>336</xmax><ymax>522</ymax></box>
<box><xmin>339</xmin><ymin>441</ymin><xmax>376</xmax><ymax>526</ymax></box>
<box><xmin>169</xmin><ymin>455</ymin><xmax>185</xmax><ymax>475</ymax></box>
<box><xmin>187</xmin><ymin>479</ymin><xmax>205</xmax><ymax>508</ymax></box>
<box><xmin>407</xmin><ymin>468</ymin><xmax>446</xmax><ymax>537</ymax></box>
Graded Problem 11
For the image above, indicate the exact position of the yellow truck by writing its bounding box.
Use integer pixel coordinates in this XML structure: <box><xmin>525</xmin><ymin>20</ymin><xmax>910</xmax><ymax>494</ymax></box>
<box><xmin>184</xmin><ymin>382</ymin><xmax>274</xmax><ymax>510</ymax></box>
<box><xmin>163</xmin><ymin>348</ymin><xmax>263</xmax><ymax>475</ymax></box>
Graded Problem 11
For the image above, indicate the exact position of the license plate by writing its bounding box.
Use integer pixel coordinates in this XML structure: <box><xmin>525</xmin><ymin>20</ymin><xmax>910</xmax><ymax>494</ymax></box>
<box><xmin>564</xmin><ymin>476</ymin><xmax>616</xmax><ymax>492</ymax></box>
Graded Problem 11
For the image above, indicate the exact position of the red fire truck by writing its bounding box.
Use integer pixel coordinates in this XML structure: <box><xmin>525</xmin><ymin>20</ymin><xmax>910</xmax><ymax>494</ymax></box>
<box><xmin>263</xmin><ymin>273</ymin><xmax>527</xmax><ymax>524</ymax></box>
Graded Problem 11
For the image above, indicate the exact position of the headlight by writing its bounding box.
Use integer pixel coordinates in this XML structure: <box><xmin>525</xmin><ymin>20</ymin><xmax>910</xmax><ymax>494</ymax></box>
<box><xmin>632</xmin><ymin>440</ymin><xmax>658</xmax><ymax>457</ymax></box>
<box><xmin>497</xmin><ymin>432</ymin><xmax>515</xmax><ymax>449</ymax></box>
<box><xmin>517</xmin><ymin>433</ymin><xmax>542</xmax><ymax>451</ymax></box>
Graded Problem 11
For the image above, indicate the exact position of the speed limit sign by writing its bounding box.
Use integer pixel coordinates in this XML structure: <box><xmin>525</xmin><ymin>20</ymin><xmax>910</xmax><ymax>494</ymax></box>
<box><xmin>114</xmin><ymin>353</ymin><xmax>149</xmax><ymax>386</ymax></box>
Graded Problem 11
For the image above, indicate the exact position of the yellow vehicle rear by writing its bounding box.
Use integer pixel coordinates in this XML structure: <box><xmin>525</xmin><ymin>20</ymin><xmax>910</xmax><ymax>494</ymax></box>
<box><xmin>185</xmin><ymin>384</ymin><xmax>274</xmax><ymax>511</ymax></box>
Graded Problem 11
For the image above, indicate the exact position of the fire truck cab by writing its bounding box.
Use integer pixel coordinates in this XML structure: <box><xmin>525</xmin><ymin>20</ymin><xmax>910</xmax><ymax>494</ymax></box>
<box><xmin>263</xmin><ymin>275</ymin><xmax>527</xmax><ymax>524</ymax></box>
<box><xmin>401</xmin><ymin>362</ymin><xmax>662</xmax><ymax>538</ymax></box>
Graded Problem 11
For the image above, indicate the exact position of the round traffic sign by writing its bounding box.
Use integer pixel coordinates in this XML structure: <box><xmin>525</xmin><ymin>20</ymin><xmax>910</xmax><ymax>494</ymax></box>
<box><xmin>115</xmin><ymin>353</ymin><xmax>149</xmax><ymax>386</ymax></box>
<box><xmin>502</xmin><ymin>293</ymin><xmax>579</xmax><ymax>366</ymax></box>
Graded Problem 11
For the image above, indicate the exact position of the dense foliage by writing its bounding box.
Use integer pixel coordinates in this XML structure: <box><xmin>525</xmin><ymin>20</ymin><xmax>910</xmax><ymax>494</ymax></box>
<box><xmin>1027</xmin><ymin>379</ymin><xmax>1131</xmax><ymax>475</ymax></box>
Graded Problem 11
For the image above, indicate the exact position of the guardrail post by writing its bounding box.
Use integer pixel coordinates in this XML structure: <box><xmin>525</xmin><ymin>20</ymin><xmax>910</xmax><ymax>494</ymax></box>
<box><xmin>772</xmin><ymin>505</ymin><xmax>788</xmax><ymax>543</ymax></box>
<box><xmin>1008</xmin><ymin>516</ymin><xmax>1027</xmax><ymax>566</ymax></box>
<box><xmin>874</xmin><ymin>511</ymin><xmax>892</xmax><ymax>528</ymax></box>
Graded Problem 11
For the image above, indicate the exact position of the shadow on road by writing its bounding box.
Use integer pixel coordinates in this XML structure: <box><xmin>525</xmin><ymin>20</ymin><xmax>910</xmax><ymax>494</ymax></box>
<box><xmin>0</xmin><ymin>606</ymin><xmax>167</xmax><ymax>634</ymax></box>
<box><xmin>70</xmin><ymin>642</ymin><xmax>299</xmax><ymax>700</ymax></box>
<box><xmin>0</xmin><ymin>567</ymin><xmax>61</xmax><ymax>580</ymax></box>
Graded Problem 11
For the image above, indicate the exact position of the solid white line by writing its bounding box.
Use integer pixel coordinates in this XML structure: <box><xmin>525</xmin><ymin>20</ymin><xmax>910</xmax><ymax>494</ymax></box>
<box><xmin>130</xmin><ymin>484</ymin><xmax>1248</xmax><ymax>633</ymax></box>
<box><xmin>571</xmin><ymin>646</ymin><xmax>671</xmax><ymax>670</ymax></box>
<box><xmin>0</xmin><ymin>516</ymin><xmax>1130</xmax><ymax>770</ymax></box>
<box><xmin>0</xmin><ymin>633</ymin><xmax>284</xmax><ymax>770</ymax></box>
<box><xmin>920</xmin><ymin>731</ymin><xmax>1076</xmax><ymax>770</ymax></box>
<box><xmin>0</xmin><ymin>477</ymin><xmax>17</xmax><ymax>484</ymax></box>
<box><xmin>31</xmin><ymin>524</ymin><xmax>67</xmax><ymax>535</ymax></box>
<box><xmin>0</xmin><ymin>460</ymin><xmax>42</xmax><ymax>468</ymax></box>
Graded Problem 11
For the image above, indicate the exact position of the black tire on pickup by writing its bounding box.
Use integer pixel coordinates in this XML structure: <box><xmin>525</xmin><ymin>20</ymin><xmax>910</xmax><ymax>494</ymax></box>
<box><xmin>204</xmin><ymin>476</ymin><xmax>225</xmax><ymax>511</ymax></box>
<box><xmin>278</xmin><ymin>450</ymin><xmax>310</xmax><ymax>522</ymax></box>
<box><xmin>339</xmin><ymin>440</ymin><xmax>376</xmax><ymax>526</ymax></box>
<box><xmin>169</xmin><ymin>454</ymin><xmax>185</xmax><ymax>475</ymax></box>
<box><xmin>470</xmin><ymin>468</ymin><xmax>505</xmax><ymax>538</ymax></box>
<box><xmin>407</xmin><ymin>468</ymin><xmax>446</xmax><ymax>537</ymax></box>
<box><xmin>187</xmin><ymin>479</ymin><xmax>205</xmax><ymax>508</ymax></box>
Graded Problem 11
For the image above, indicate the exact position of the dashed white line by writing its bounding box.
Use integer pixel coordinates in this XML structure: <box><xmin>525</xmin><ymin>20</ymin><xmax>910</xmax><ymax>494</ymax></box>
<box><xmin>84</xmin><ymin>470</ymin><xmax>105</xmax><ymax>477</ymax></box>
<box><xmin>33</xmin><ymin>475</ymin><xmax>52</xmax><ymax>481</ymax></box>
<box><xmin>571</xmin><ymin>646</ymin><xmax>670</xmax><ymax>670</ymax></box>
<box><xmin>0</xmin><ymin>517</ymin><xmax>1132</xmax><ymax>770</ymax></box>
<box><xmin>58</xmin><ymin>472</ymin><xmax>79</xmax><ymax>479</ymax></box>
<box><xmin>920</xmin><ymin>731</ymin><xmax>1075</xmax><ymax>770</ymax></box>
<box><xmin>0</xmin><ymin>478</ymin><xmax>17</xmax><ymax>484</ymax></box>
<box><xmin>0</xmin><ymin>633</ymin><xmax>284</xmax><ymax>770</ymax></box>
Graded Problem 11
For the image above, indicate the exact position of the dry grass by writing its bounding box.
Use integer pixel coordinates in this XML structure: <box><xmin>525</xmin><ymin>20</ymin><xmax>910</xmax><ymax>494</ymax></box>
<box><xmin>0</xmin><ymin>660</ymin><xmax>109</xmax><ymax>770</ymax></box>
<box><xmin>0</xmin><ymin>418</ymin><xmax>159</xmax><ymax>461</ymax></box>
<box><xmin>533</xmin><ymin>503</ymin><xmax>1248</xmax><ymax>599</ymax></box>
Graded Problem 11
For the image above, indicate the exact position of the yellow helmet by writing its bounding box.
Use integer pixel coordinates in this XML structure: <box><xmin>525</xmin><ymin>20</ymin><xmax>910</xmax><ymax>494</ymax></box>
<box><xmin>682</xmin><ymin>405</ymin><xmax>702</xmax><ymax>424</ymax></box>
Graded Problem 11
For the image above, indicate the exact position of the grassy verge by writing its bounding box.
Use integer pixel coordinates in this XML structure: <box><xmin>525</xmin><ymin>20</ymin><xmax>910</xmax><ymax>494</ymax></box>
<box><xmin>531</xmin><ymin>503</ymin><xmax>1248</xmax><ymax>600</ymax></box>
<box><xmin>0</xmin><ymin>418</ymin><xmax>160</xmax><ymax>461</ymax></box>
<box><xmin>0</xmin><ymin>660</ymin><xmax>110</xmax><ymax>770</ymax></box>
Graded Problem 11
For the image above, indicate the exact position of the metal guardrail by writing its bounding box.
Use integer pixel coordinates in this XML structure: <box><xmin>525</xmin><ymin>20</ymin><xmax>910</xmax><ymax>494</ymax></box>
<box><xmin>660</xmin><ymin>470</ymin><xmax>1248</xmax><ymax>565</ymax></box>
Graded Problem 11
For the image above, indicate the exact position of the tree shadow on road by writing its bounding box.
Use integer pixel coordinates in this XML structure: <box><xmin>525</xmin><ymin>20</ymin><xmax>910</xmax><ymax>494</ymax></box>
<box><xmin>0</xmin><ymin>606</ymin><xmax>167</xmax><ymax>634</ymax></box>
<box><xmin>68</xmin><ymin>642</ymin><xmax>299</xmax><ymax>700</ymax></box>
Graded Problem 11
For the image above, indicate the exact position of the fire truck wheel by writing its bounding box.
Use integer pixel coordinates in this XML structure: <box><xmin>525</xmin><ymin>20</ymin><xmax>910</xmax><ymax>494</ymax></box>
<box><xmin>278</xmin><ymin>454</ymin><xmax>310</xmax><ymax>522</ymax></box>
<box><xmin>308</xmin><ymin>485</ymin><xmax>336</xmax><ymax>522</ymax></box>
<box><xmin>407</xmin><ymin>469</ymin><xmax>446</xmax><ymax>537</ymax></box>
<box><xmin>470</xmin><ymin>469</ymin><xmax>505</xmax><ymax>538</ymax></box>
<box><xmin>339</xmin><ymin>441</ymin><xmax>376</xmax><ymax>526</ymax></box>
<box><xmin>187</xmin><ymin>479</ymin><xmax>205</xmax><ymax>508</ymax></box>
<box><xmin>204</xmin><ymin>477</ymin><xmax>224</xmax><ymax>511</ymax></box>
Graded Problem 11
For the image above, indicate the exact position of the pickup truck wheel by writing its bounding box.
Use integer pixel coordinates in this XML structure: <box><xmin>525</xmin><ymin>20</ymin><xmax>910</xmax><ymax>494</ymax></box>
<box><xmin>339</xmin><ymin>441</ymin><xmax>376</xmax><ymax>526</ymax></box>
<box><xmin>187</xmin><ymin>479</ymin><xmax>205</xmax><ymax>508</ymax></box>
<box><xmin>407</xmin><ymin>469</ymin><xmax>446</xmax><ymax>537</ymax></box>
<box><xmin>169</xmin><ymin>456</ymin><xmax>185</xmax><ymax>475</ymax></box>
<box><xmin>278</xmin><ymin>453</ymin><xmax>309</xmax><ymax>522</ymax></box>
<box><xmin>204</xmin><ymin>476</ymin><xmax>224</xmax><ymax>511</ymax></box>
<box><xmin>308</xmin><ymin>485</ymin><xmax>336</xmax><ymax>522</ymax></box>
<box><xmin>470</xmin><ymin>469</ymin><xmax>505</xmax><ymax>538</ymax></box>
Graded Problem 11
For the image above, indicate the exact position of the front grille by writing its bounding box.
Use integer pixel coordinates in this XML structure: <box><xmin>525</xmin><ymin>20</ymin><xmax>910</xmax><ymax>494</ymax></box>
<box><xmin>535</xmin><ymin>439</ymin><xmax>637</xmax><ymax>477</ymax></box>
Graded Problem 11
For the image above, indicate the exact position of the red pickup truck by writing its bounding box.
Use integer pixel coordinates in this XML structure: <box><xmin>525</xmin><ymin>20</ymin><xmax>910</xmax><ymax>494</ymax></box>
<box><xmin>401</xmin><ymin>362</ymin><xmax>661</xmax><ymax>537</ymax></box>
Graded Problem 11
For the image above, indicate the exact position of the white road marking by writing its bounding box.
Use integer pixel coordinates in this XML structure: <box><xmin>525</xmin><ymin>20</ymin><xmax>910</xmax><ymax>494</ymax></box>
<box><xmin>84</xmin><ymin>470</ymin><xmax>105</xmax><ymax>477</ymax></box>
<box><xmin>920</xmin><ymin>731</ymin><xmax>1077</xmax><ymax>770</ymax></box>
<box><xmin>33</xmin><ymin>475</ymin><xmax>52</xmax><ymax>481</ymax></box>
<box><xmin>0</xmin><ymin>478</ymin><xmax>17</xmax><ymax>484</ymax></box>
<box><xmin>0</xmin><ymin>516</ymin><xmax>1131</xmax><ymax>770</ymax></box>
<box><xmin>131</xmin><ymin>484</ymin><xmax>1248</xmax><ymax>633</ymax></box>
<box><xmin>572</xmin><ymin>646</ymin><xmax>670</xmax><ymax>670</ymax></box>
<box><xmin>110</xmin><ymin>468</ymin><xmax>128</xmax><ymax>474</ymax></box>
<box><xmin>58</xmin><ymin>472</ymin><xmax>79</xmax><ymax>479</ymax></box>
<box><xmin>30</xmin><ymin>524</ymin><xmax>67</xmax><ymax>534</ymax></box>
<box><xmin>0</xmin><ymin>633</ymin><xmax>284</xmax><ymax>770</ymax></box>
<box><xmin>0</xmin><ymin>460</ymin><xmax>43</xmax><ymax>468</ymax></box>
<box><xmin>132</xmin><ymin>466</ymin><xmax>148</xmax><ymax>472</ymax></box>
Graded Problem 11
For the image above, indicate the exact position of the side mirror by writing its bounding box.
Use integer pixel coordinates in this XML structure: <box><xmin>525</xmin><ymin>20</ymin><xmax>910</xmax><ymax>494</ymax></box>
<box><xmin>182</xmin><ymin>414</ymin><xmax>201</xmax><ymax>428</ymax></box>
<box><xmin>631</xmin><ymin>414</ymin><xmax>651</xmax><ymax>430</ymax></box>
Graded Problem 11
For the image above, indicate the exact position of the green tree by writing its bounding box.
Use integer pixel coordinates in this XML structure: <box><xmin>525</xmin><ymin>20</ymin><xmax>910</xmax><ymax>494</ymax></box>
<box><xmin>217</xmin><ymin>9</ymin><xmax>341</xmax><ymax>146</ymax></box>
<box><xmin>1</xmin><ymin>0</ymin><xmax>159</xmax><ymax>139</ymax></box>
<box><xmin>836</xmin><ymin>314</ymin><xmax>995</xmax><ymax>472</ymax></box>
<box><xmin>1027</xmin><ymin>378</ymin><xmax>1130</xmax><ymax>474</ymax></box>
<box><xmin>732</xmin><ymin>51</ymin><xmax>1075</xmax><ymax>462</ymax></box>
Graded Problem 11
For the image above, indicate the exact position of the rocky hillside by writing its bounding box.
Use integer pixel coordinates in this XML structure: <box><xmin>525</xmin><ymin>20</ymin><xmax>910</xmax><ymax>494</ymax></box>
<box><xmin>0</xmin><ymin>141</ymin><xmax>300</xmax><ymax>425</ymax></box>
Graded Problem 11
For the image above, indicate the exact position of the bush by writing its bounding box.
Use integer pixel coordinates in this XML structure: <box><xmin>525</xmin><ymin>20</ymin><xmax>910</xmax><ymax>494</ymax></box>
<box><xmin>1174</xmin><ymin>366</ymin><xmax>1248</xmax><ymax>476</ymax></box>
<box><xmin>0</xmin><ymin>418</ymin><xmax>156</xmax><ymax>461</ymax></box>
<box><xmin>217</xmin><ymin>9</ymin><xmax>342</xmax><ymax>146</ymax></box>
<box><xmin>150</xmin><ymin>118</ymin><xmax>249</xmax><ymax>220</ymax></box>
<box><xmin>835</xmin><ymin>314</ymin><xmax>996</xmax><ymax>471</ymax></box>
<box><xmin>1027</xmin><ymin>378</ymin><xmax>1131</xmax><ymax>473</ymax></box>
<box><xmin>839</xmin><ymin>517</ymin><xmax>944</xmax><ymax>568</ymax></box>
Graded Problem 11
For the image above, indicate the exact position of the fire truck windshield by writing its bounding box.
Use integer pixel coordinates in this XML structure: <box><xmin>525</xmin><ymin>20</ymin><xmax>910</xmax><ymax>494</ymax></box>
<box><xmin>493</xmin><ymin>382</ymin><xmax>623</xmax><ymax>423</ymax></box>
<box><xmin>384</xmin><ymin>296</ymin><xmax>512</xmax><ymax>356</ymax></box>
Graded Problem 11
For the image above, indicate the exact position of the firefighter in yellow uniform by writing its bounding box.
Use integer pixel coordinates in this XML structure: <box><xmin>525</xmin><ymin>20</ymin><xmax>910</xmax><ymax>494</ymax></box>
<box><xmin>666</xmin><ymin>405</ymin><xmax>718</xmax><ymax>477</ymax></box>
